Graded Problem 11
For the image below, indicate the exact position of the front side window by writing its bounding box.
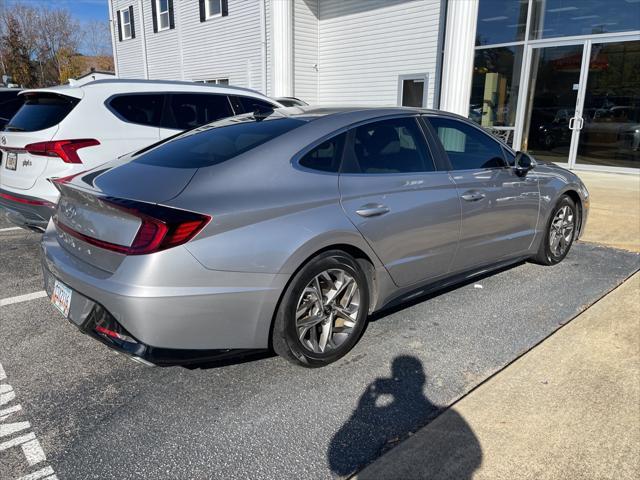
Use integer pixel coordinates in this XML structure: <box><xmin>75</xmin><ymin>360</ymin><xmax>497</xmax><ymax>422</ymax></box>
<box><xmin>169</xmin><ymin>93</ymin><xmax>233</xmax><ymax>130</ymax></box>
<box><xmin>121</xmin><ymin>9</ymin><xmax>132</xmax><ymax>39</ymax></box>
<box><xmin>342</xmin><ymin>117</ymin><xmax>435</xmax><ymax>174</ymax></box>
<box><xmin>206</xmin><ymin>0</ymin><xmax>222</xmax><ymax>18</ymax></box>
<box><xmin>109</xmin><ymin>94</ymin><xmax>164</xmax><ymax>127</ymax></box>
<box><xmin>156</xmin><ymin>0</ymin><xmax>170</xmax><ymax>30</ymax></box>
<box><xmin>428</xmin><ymin>116</ymin><xmax>507</xmax><ymax>170</ymax></box>
<box><xmin>299</xmin><ymin>134</ymin><xmax>346</xmax><ymax>173</ymax></box>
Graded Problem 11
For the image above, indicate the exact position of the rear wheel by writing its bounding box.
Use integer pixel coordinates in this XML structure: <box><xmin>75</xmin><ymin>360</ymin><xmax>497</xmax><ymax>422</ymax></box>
<box><xmin>272</xmin><ymin>250</ymin><xmax>370</xmax><ymax>367</ymax></box>
<box><xmin>532</xmin><ymin>195</ymin><xmax>577</xmax><ymax>265</ymax></box>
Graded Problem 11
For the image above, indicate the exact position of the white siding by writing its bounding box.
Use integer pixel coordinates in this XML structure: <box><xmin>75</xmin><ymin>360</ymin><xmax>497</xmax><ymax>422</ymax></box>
<box><xmin>111</xmin><ymin>0</ymin><xmax>146</xmax><ymax>79</ymax></box>
<box><xmin>293</xmin><ymin>0</ymin><xmax>319</xmax><ymax>104</ymax></box>
<box><xmin>143</xmin><ymin>0</ymin><xmax>182</xmax><ymax>80</ymax></box>
<box><xmin>178</xmin><ymin>0</ymin><xmax>264</xmax><ymax>89</ymax></box>
<box><xmin>317</xmin><ymin>0</ymin><xmax>441</xmax><ymax>107</ymax></box>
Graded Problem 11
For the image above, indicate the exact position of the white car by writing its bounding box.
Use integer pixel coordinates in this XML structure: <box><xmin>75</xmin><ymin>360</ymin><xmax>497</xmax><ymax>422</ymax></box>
<box><xmin>0</xmin><ymin>79</ymin><xmax>280</xmax><ymax>231</ymax></box>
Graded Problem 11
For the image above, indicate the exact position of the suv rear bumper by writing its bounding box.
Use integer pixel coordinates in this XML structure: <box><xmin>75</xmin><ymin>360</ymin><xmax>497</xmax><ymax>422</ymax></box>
<box><xmin>0</xmin><ymin>188</ymin><xmax>55</xmax><ymax>231</ymax></box>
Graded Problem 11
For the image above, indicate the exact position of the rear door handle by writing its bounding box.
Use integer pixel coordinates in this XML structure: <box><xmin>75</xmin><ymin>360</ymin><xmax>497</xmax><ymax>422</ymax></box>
<box><xmin>356</xmin><ymin>204</ymin><xmax>390</xmax><ymax>217</ymax></box>
<box><xmin>461</xmin><ymin>191</ymin><xmax>486</xmax><ymax>202</ymax></box>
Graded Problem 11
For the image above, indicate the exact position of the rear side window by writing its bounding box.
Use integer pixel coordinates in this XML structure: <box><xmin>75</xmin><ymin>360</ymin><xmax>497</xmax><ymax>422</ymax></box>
<box><xmin>230</xmin><ymin>95</ymin><xmax>277</xmax><ymax>114</ymax></box>
<box><xmin>342</xmin><ymin>117</ymin><xmax>435</xmax><ymax>174</ymax></box>
<box><xmin>5</xmin><ymin>93</ymin><xmax>79</xmax><ymax>132</ymax></box>
<box><xmin>109</xmin><ymin>94</ymin><xmax>164</xmax><ymax>127</ymax></box>
<box><xmin>133</xmin><ymin>117</ymin><xmax>305</xmax><ymax>168</ymax></box>
<box><xmin>168</xmin><ymin>93</ymin><xmax>233</xmax><ymax>130</ymax></box>
<box><xmin>299</xmin><ymin>133</ymin><xmax>346</xmax><ymax>173</ymax></box>
<box><xmin>427</xmin><ymin>116</ymin><xmax>507</xmax><ymax>170</ymax></box>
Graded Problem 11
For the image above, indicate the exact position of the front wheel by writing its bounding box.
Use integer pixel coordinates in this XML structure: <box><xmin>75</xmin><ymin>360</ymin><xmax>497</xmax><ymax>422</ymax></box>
<box><xmin>272</xmin><ymin>250</ymin><xmax>370</xmax><ymax>367</ymax></box>
<box><xmin>532</xmin><ymin>195</ymin><xmax>577</xmax><ymax>265</ymax></box>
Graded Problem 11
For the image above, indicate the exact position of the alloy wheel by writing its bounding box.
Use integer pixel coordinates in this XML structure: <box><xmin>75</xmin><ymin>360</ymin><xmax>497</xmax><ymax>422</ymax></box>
<box><xmin>549</xmin><ymin>205</ymin><xmax>575</xmax><ymax>257</ymax></box>
<box><xmin>295</xmin><ymin>268</ymin><xmax>360</xmax><ymax>354</ymax></box>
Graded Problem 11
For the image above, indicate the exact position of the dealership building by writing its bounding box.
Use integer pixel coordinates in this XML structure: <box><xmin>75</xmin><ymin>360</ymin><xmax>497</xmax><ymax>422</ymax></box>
<box><xmin>109</xmin><ymin>0</ymin><xmax>639</xmax><ymax>173</ymax></box>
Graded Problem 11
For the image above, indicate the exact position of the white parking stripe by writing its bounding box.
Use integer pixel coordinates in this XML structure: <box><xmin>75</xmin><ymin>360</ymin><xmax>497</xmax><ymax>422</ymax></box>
<box><xmin>0</xmin><ymin>291</ymin><xmax>47</xmax><ymax>307</ymax></box>
<box><xmin>0</xmin><ymin>227</ymin><xmax>22</xmax><ymax>233</ymax></box>
<box><xmin>17</xmin><ymin>467</ymin><xmax>56</xmax><ymax>480</ymax></box>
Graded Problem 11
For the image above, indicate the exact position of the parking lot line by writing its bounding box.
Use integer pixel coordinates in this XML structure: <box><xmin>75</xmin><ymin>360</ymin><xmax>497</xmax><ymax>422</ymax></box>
<box><xmin>0</xmin><ymin>292</ymin><xmax>47</xmax><ymax>308</ymax></box>
<box><xmin>0</xmin><ymin>227</ymin><xmax>22</xmax><ymax>233</ymax></box>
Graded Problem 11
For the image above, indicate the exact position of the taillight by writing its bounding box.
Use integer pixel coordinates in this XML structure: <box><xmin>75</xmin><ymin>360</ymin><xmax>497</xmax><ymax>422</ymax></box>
<box><xmin>25</xmin><ymin>139</ymin><xmax>100</xmax><ymax>164</ymax></box>
<box><xmin>54</xmin><ymin>197</ymin><xmax>211</xmax><ymax>255</ymax></box>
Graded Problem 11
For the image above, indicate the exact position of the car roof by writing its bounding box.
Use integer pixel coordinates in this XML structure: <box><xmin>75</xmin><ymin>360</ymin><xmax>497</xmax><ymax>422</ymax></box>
<box><xmin>272</xmin><ymin>105</ymin><xmax>464</xmax><ymax>123</ymax></box>
<box><xmin>18</xmin><ymin>79</ymin><xmax>276</xmax><ymax>101</ymax></box>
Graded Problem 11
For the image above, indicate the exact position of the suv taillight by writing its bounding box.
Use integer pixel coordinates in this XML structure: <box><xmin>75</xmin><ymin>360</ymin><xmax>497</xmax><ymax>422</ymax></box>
<box><xmin>54</xmin><ymin>197</ymin><xmax>211</xmax><ymax>255</ymax></box>
<box><xmin>25</xmin><ymin>139</ymin><xmax>100</xmax><ymax>164</ymax></box>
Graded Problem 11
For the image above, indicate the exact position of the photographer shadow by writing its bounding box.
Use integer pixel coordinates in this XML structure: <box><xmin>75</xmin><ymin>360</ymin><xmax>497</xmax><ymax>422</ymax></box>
<box><xmin>328</xmin><ymin>355</ymin><xmax>482</xmax><ymax>479</ymax></box>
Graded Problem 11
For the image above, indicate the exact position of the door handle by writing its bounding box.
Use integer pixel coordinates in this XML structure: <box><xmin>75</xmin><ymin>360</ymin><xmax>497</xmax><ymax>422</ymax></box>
<box><xmin>356</xmin><ymin>204</ymin><xmax>390</xmax><ymax>217</ymax></box>
<box><xmin>461</xmin><ymin>191</ymin><xmax>486</xmax><ymax>202</ymax></box>
<box><xmin>569</xmin><ymin>116</ymin><xmax>584</xmax><ymax>131</ymax></box>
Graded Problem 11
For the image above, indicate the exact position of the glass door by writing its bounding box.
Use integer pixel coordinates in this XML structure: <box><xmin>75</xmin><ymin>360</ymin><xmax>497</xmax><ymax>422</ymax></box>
<box><xmin>521</xmin><ymin>43</ymin><xmax>587</xmax><ymax>165</ymax></box>
<box><xmin>575</xmin><ymin>40</ymin><xmax>640</xmax><ymax>170</ymax></box>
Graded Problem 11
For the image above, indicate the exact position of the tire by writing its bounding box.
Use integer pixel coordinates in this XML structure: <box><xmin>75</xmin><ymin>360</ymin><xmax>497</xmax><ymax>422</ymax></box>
<box><xmin>272</xmin><ymin>250</ymin><xmax>370</xmax><ymax>368</ymax></box>
<box><xmin>531</xmin><ymin>195</ymin><xmax>578</xmax><ymax>265</ymax></box>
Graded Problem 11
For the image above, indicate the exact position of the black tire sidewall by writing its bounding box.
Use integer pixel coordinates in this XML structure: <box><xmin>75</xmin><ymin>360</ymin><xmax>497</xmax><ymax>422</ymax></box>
<box><xmin>274</xmin><ymin>251</ymin><xmax>370</xmax><ymax>367</ymax></box>
<box><xmin>541</xmin><ymin>196</ymin><xmax>577</xmax><ymax>265</ymax></box>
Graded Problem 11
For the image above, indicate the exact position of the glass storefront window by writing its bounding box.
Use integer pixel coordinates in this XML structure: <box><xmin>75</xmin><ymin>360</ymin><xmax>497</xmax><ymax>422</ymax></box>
<box><xmin>576</xmin><ymin>41</ymin><xmax>640</xmax><ymax>169</ymax></box>
<box><xmin>530</xmin><ymin>0</ymin><xmax>640</xmax><ymax>40</ymax></box>
<box><xmin>476</xmin><ymin>0</ymin><xmax>529</xmax><ymax>46</ymax></box>
<box><xmin>470</xmin><ymin>46</ymin><xmax>523</xmax><ymax>127</ymax></box>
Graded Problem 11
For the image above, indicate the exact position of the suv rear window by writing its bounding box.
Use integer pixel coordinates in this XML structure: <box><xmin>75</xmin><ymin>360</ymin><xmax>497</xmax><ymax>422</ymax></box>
<box><xmin>133</xmin><ymin>116</ymin><xmax>304</xmax><ymax>168</ymax></box>
<box><xmin>108</xmin><ymin>94</ymin><xmax>164</xmax><ymax>127</ymax></box>
<box><xmin>5</xmin><ymin>93</ymin><xmax>79</xmax><ymax>132</ymax></box>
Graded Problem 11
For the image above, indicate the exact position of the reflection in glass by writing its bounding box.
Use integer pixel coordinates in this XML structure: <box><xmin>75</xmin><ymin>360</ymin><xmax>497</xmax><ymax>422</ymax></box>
<box><xmin>475</xmin><ymin>0</ymin><xmax>529</xmax><ymax>46</ymax></box>
<box><xmin>522</xmin><ymin>45</ymin><xmax>583</xmax><ymax>163</ymax></box>
<box><xmin>576</xmin><ymin>41</ymin><xmax>640</xmax><ymax>169</ymax></box>
<box><xmin>530</xmin><ymin>0</ymin><xmax>640</xmax><ymax>40</ymax></box>
<box><xmin>470</xmin><ymin>46</ymin><xmax>523</xmax><ymax>127</ymax></box>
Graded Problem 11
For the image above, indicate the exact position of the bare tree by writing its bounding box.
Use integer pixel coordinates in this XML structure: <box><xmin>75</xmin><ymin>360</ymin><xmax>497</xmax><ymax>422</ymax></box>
<box><xmin>37</xmin><ymin>8</ymin><xmax>83</xmax><ymax>84</ymax></box>
<box><xmin>83</xmin><ymin>19</ymin><xmax>112</xmax><ymax>58</ymax></box>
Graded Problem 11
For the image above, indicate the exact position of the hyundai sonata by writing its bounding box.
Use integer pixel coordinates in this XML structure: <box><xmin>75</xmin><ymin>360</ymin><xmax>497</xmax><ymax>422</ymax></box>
<box><xmin>41</xmin><ymin>107</ymin><xmax>589</xmax><ymax>367</ymax></box>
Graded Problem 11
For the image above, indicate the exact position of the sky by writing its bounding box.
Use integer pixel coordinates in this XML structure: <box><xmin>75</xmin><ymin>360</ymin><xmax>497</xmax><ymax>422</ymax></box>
<box><xmin>2</xmin><ymin>0</ymin><xmax>111</xmax><ymax>54</ymax></box>
<box><xmin>3</xmin><ymin>0</ymin><xmax>110</xmax><ymax>23</ymax></box>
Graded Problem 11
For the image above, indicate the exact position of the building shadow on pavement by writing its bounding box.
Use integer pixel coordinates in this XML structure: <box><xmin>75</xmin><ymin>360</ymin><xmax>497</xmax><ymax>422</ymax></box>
<box><xmin>328</xmin><ymin>355</ymin><xmax>482</xmax><ymax>479</ymax></box>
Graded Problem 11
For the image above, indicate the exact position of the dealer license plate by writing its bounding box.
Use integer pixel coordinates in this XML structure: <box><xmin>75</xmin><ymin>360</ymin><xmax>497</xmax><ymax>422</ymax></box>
<box><xmin>51</xmin><ymin>279</ymin><xmax>73</xmax><ymax>317</ymax></box>
<box><xmin>5</xmin><ymin>152</ymin><xmax>17</xmax><ymax>170</ymax></box>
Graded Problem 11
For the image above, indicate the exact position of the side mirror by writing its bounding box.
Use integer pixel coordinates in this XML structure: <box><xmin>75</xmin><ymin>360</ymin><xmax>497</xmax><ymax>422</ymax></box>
<box><xmin>514</xmin><ymin>151</ymin><xmax>536</xmax><ymax>176</ymax></box>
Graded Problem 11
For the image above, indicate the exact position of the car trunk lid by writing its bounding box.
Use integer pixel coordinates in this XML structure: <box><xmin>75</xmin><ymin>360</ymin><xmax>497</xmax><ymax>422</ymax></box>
<box><xmin>52</xmin><ymin>160</ymin><xmax>203</xmax><ymax>273</ymax></box>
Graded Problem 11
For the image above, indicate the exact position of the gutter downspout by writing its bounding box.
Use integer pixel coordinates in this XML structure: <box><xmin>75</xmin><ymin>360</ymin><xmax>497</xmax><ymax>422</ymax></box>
<box><xmin>108</xmin><ymin>0</ymin><xmax>119</xmax><ymax>77</ymax></box>
<box><xmin>138</xmin><ymin>0</ymin><xmax>150</xmax><ymax>79</ymax></box>
<box><xmin>260</xmin><ymin>0</ymin><xmax>268</xmax><ymax>95</ymax></box>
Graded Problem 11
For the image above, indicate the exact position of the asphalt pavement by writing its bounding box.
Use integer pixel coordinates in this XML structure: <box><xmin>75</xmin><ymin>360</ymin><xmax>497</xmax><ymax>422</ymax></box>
<box><xmin>1</xmin><ymin>214</ymin><xmax>638</xmax><ymax>480</ymax></box>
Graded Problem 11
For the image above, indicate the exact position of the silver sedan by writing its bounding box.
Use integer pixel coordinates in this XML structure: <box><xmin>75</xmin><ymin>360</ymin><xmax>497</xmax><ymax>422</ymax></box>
<box><xmin>41</xmin><ymin>107</ymin><xmax>589</xmax><ymax>367</ymax></box>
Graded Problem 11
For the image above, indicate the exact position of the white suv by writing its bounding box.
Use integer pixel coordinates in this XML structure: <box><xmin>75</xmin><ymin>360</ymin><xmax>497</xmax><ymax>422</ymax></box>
<box><xmin>0</xmin><ymin>79</ymin><xmax>280</xmax><ymax>231</ymax></box>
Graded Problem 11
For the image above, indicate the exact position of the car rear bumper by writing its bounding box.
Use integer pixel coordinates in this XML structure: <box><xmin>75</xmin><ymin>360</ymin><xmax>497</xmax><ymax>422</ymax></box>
<box><xmin>41</xmin><ymin>225</ymin><xmax>289</xmax><ymax>363</ymax></box>
<box><xmin>0</xmin><ymin>188</ymin><xmax>56</xmax><ymax>231</ymax></box>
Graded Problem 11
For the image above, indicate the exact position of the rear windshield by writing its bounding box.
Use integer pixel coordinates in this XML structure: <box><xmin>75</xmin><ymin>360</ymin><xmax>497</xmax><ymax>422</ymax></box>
<box><xmin>132</xmin><ymin>116</ymin><xmax>305</xmax><ymax>168</ymax></box>
<box><xmin>5</xmin><ymin>93</ymin><xmax>79</xmax><ymax>132</ymax></box>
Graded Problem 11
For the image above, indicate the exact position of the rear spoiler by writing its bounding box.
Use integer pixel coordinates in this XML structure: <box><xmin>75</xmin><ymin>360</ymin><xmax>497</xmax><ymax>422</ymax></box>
<box><xmin>19</xmin><ymin>87</ymin><xmax>84</xmax><ymax>100</ymax></box>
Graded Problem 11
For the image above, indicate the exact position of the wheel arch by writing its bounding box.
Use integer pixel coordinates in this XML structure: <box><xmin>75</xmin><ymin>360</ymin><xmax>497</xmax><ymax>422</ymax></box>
<box><xmin>267</xmin><ymin>241</ymin><xmax>380</xmax><ymax>352</ymax></box>
<box><xmin>562</xmin><ymin>188</ymin><xmax>583</xmax><ymax>235</ymax></box>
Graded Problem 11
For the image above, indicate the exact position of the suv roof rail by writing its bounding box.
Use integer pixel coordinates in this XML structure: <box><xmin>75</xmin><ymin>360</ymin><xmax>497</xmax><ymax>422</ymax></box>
<box><xmin>81</xmin><ymin>78</ymin><xmax>265</xmax><ymax>96</ymax></box>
